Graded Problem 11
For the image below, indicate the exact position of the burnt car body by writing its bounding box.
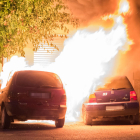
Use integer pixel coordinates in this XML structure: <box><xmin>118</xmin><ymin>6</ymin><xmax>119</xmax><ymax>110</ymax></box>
<box><xmin>82</xmin><ymin>76</ymin><xmax>139</xmax><ymax>125</ymax></box>
<box><xmin>0</xmin><ymin>70</ymin><xmax>67</xmax><ymax>129</ymax></box>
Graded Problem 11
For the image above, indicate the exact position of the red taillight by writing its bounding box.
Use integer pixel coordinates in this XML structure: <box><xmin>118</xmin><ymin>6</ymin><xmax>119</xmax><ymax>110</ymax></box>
<box><xmin>60</xmin><ymin>94</ymin><xmax>67</xmax><ymax>105</ymax></box>
<box><xmin>89</xmin><ymin>93</ymin><xmax>96</xmax><ymax>103</ymax></box>
<box><xmin>130</xmin><ymin>91</ymin><xmax>137</xmax><ymax>101</ymax></box>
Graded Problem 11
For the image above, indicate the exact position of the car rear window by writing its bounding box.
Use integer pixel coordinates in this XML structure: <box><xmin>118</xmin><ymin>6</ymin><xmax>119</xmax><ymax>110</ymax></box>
<box><xmin>96</xmin><ymin>76</ymin><xmax>133</xmax><ymax>91</ymax></box>
<box><xmin>16</xmin><ymin>71</ymin><xmax>63</xmax><ymax>88</ymax></box>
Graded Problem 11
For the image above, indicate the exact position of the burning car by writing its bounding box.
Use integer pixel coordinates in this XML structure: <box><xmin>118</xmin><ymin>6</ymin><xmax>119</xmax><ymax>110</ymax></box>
<box><xmin>0</xmin><ymin>70</ymin><xmax>67</xmax><ymax>129</ymax></box>
<box><xmin>82</xmin><ymin>76</ymin><xmax>139</xmax><ymax>125</ymax></box>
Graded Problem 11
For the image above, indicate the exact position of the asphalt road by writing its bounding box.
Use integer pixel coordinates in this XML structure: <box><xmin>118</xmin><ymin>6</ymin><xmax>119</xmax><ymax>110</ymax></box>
<box><xmin>0</xmin><ymin>120</ymin><xmax>140</xmax><ymax>140</ymax></box>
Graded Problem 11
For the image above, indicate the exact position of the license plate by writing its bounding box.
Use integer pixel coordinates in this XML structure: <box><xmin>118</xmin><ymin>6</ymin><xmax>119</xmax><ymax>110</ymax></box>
<box><xmin>106</xmin><ymin>105</ymin><xmax>124</xmax><ymax>111</ymax></box>
<box><xmin>30</xmin><ymin>93</ymin><xmax>50</xmax><ymax>98</ymax></box>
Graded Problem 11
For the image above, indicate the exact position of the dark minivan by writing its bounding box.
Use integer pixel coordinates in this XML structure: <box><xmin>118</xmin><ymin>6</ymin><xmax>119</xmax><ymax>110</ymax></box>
<box><xmin>82</xmin><ymin>76</ymin><xmax>139</xmax><ymax>125</ymax></box>
<box><xmin>0</xmin><ymin>70</ymin><xmax>67</xmax><ymax>129</ymax></box>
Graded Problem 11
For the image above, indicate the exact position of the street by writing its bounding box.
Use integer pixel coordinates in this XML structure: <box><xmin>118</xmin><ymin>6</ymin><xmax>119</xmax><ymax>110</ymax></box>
<box><xmin>0</xmin><ymin>120</ymin><xmax>140</xmax><ymax>140</ymax></box>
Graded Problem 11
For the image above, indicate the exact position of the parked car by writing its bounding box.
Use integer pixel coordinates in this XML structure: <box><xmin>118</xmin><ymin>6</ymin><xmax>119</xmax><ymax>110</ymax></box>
<box><xmin>0</xmin><ymin>70</ymin><xmax>67</xmax><ymax>129</ymax></box>
<box><xmin>82</xmin><ymin>76</ymin><xmax>139</xmax><ymax>125</ymax></box>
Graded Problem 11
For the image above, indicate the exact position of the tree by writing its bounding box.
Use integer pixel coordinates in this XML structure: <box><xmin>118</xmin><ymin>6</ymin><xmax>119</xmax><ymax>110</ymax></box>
<box><xmin>0</xmin><ymin>0</ymin><xmax>79</xmax><ymax>63</ymax></box>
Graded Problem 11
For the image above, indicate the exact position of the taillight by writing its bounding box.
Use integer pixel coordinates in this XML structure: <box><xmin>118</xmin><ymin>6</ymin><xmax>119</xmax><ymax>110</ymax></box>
<box><xmin>130</xmin><ymin>91</ymin><xmax>137</xmax><ymax>101</ymax></box>
<box><xmin>89</xmin><ymin>93</ymin><xmax>96</xmax><ymax>103</ymax></box>
<box><xmin>60</xmin><ymin>94</ymin><xmax>67</xmax><ymax>105</ymax></box>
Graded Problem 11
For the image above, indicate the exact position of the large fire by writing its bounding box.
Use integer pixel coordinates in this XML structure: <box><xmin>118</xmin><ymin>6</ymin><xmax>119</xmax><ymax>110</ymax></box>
<box><xmin>0</xmin><ymin>0</ymin><xmax>132</xmax><ymax>123</ymax></box>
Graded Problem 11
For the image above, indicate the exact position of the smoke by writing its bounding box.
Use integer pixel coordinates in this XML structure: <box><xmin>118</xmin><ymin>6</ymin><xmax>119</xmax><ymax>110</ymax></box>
<box><xmin>65</xmin><ymin>0</ymin><xmax>140</xmax><ymax>88</ymax></box>
<box><xmin>65</xmin><ymin>0</ymin><xmax>118</xmax><ymax>26</ymax></box>
<box><xmin>113</xmin><ymin>0</ymin><xmax>140</xmax><ymax>86</ymax></box>
<box><xmin>65</xmin><ymin>0</ymin><xmax>140</xmax><ymax>113</ymax></box>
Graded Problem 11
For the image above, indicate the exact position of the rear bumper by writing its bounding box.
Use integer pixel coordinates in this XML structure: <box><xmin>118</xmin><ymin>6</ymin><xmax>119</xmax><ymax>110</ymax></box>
<box><xmin>5</xmin><ymin>102</ymin><xmax>67</xmax><ymax>120</ymax></box>
<box><xmin>84</xmin><ymin>101</ymin><xmax>139</xmax><ymax>118</ymax></box>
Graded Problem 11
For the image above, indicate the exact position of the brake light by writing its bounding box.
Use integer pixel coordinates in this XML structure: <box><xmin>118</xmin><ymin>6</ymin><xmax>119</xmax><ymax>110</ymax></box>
<box><xmin>130</xmin><ymin>91</ymin><xmax>137</xmax><ymax>101</ymax></box>
<box><xmin>89</xmin><ymin>93</ymin><xmax>96</xmax><ymax>103</ymax></box>
<box><xmin>60</xmin><ymin>94</ymin><xmax>67</xmax><ymax>105</ymax></box>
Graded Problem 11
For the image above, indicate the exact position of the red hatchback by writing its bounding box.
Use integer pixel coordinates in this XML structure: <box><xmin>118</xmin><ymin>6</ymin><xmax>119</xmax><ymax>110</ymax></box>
<box><xmin>0</xmin><ymin>70</ymin><xmax>67</xmax><ymax>129</ymax></box>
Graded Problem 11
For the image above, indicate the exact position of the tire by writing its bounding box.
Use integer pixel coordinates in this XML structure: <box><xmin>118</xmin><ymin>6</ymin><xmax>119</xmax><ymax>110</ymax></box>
<box><xmin>55</xmin><ymin>118</ymin><xmax>65</xmax><ymax>128</ymax></box>
<box><xmin>83</xmin><ymin>108</ymin><xmax>92</xmax><ymax>125</ymax></box>
<box><xmin>1</xmin><ymin>106</ymin><xmax>11</xmax><ymax>129</ymax></box>
<box><xmin>129</xmin><ymin>114</ymin><xmax>139</xmax><ymax>125</ymax></box>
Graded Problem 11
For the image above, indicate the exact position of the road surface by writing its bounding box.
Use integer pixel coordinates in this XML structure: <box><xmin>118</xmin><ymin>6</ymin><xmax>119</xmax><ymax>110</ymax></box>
<box><xmin>0</xmin><ymin>120</ymin><xmax>140</xmax><ymax>140</ymax></box>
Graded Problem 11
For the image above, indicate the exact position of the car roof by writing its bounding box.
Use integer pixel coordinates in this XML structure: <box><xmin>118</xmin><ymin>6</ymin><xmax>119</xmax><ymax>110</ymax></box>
<box><xmin>15</xmin><ymin>70</ymin><xmax>54</xmax><ymax>74</ymax></box>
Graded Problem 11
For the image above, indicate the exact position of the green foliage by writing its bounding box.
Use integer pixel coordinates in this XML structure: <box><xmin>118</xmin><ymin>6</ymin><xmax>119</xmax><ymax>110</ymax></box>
<box><xmin>0</xmin><ymin>0</ymin><xmax>79</xmax><ymax>60</ymax></box>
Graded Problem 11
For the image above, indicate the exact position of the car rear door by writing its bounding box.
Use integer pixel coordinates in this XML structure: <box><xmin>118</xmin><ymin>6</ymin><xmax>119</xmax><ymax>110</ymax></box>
<box><xmin>12</xmin><ymin>70</ymin><xmax>66</xmax><ymax>110</ymax></box>
<box><xmin>95</xmin><ymin>89</ymin><xmax>131</xmax><ymax>103</ymax></box>
<box><xmin>15</xmin><ymin>87</ymin><xmax>66</xmax><ymax>110</ymax></box>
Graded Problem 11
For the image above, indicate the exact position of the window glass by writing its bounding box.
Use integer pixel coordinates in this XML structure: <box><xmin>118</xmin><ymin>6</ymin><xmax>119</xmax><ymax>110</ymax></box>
<box><xmin>96</xmin><ymin>76</ymin><xmax>133</xmax><ymax>91</ymax></box>
<box><xmin>16</xmin><ymin>71</ymin><xmax>63</xmax><ymax>88</ymax></box>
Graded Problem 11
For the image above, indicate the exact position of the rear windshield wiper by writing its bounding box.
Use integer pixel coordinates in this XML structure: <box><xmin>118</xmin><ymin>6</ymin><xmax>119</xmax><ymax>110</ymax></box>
<box><xmin>112</xmin><ymin>88</ymin><xmax>126</xmax><ymax>90</ymax></box>
<box><xmin>35</xmin><ymin>84</ymin><xmax>53</xmax><ymax>88</ymax></box>
<box><xmin>39</xmin><ymin>85</ymin><xmax>56</xmax><ymax>88</ymax></box>
<box><xmin>39</xmin><ymin>85</ymin><xmax>63</xmax><ymax>88</ymax></box>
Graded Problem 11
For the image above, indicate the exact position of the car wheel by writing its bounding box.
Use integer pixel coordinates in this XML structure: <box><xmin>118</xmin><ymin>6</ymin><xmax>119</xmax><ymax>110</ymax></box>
<box><xmin>1</xmin><ymin>106</ymin><xmax>11</xmax><ymax>129</ymax></box>
<box><xmin>55</xmin><ymin>118</ymin><xmax>65</xmax><ymax>128</ymax></box>
<box><xmin>83</xmin><ymin>108</ymin><xmax>92</xmax><ymax>125</ymax></box>
<box><xmin>129</xmin><ymin>114</ymin><xmax>139</xmax><ymax>125</ymax></box>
